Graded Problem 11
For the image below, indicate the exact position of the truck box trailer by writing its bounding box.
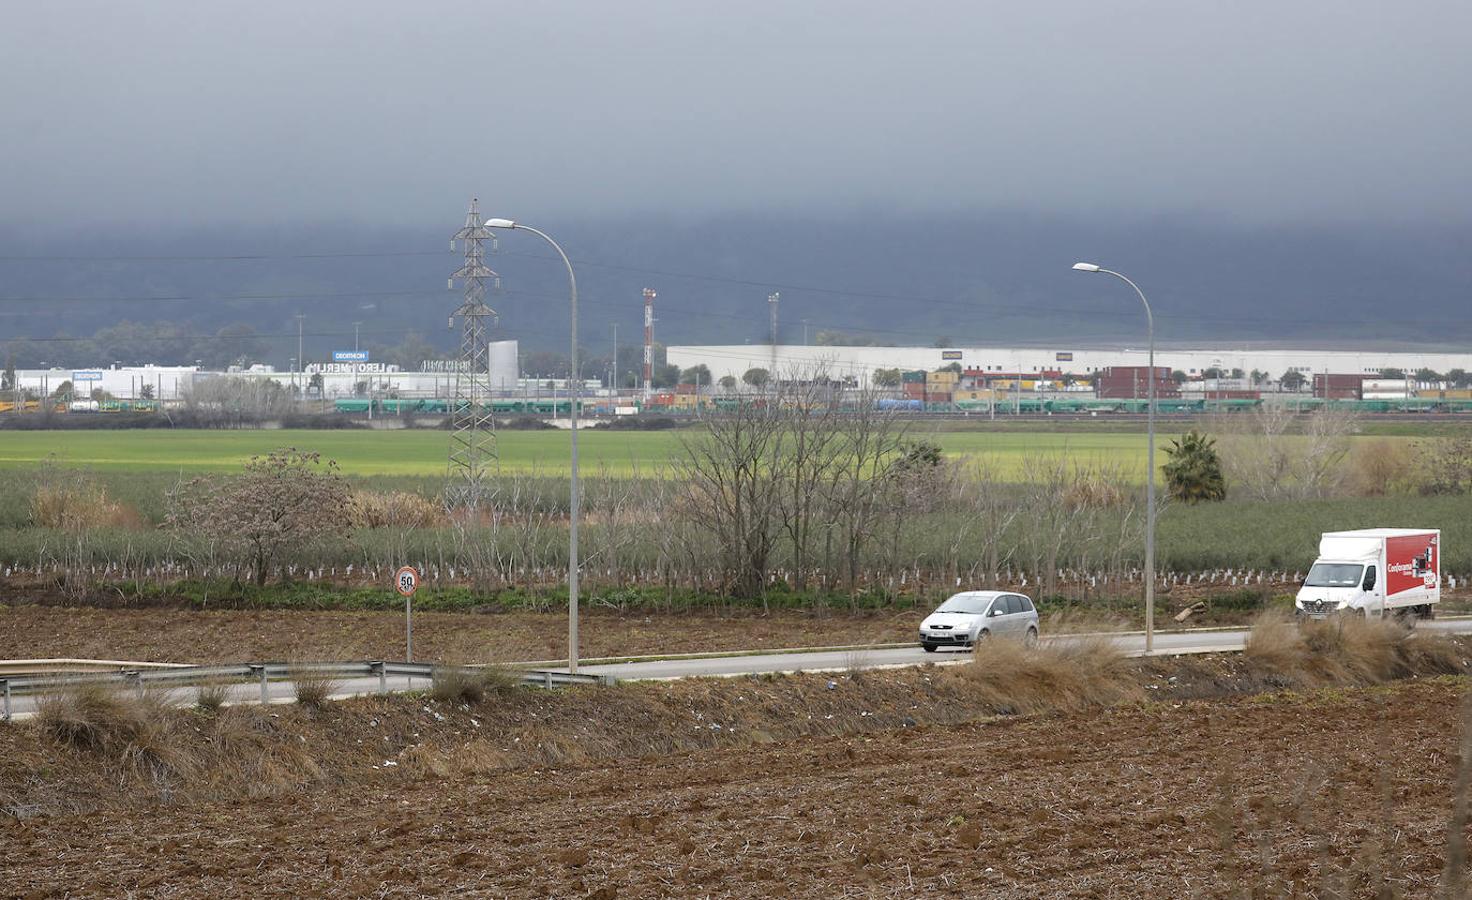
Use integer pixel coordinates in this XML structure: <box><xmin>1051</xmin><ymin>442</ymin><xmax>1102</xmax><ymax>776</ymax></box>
<box><xmin>1295</xmin><ymin>528</ymin><xmax>1440</xmax><ymax>619</ymax></box>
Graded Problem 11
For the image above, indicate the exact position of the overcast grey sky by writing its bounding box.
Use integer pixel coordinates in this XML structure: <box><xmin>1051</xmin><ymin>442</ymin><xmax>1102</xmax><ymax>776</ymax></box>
<box><xmin>3</xmin><ymin>0</ymin><xmax>1468</xmax><ymax>228</ymax></box>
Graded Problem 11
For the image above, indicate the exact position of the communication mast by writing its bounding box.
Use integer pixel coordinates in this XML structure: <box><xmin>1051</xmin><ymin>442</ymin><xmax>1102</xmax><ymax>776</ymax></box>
<box><xmin>642</xmin><ymin>288</ymin><xmax>656</xmax><ymax>398</ymax></box>
<box><xmin>768</xmin><ymin>292</ymin><xmax>780</xmax><ymax>374</ymax></box>
<box><xmin>446</xmin><ymin>198</ymin><xmax>499</xmax><ymax>506</ymax></box>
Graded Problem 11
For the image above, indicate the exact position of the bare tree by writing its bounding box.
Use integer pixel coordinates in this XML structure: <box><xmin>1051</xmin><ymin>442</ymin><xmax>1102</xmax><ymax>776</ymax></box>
<box><xmin>772</xmin><ymin>373</ymin><xmax>846</xmax><ymax>591</ymax></box>
<box><xmin>825</xmin><ymin>388</ymin><xmax>911</xmax><ymax>599</ymax></box>
<box><xmin>956</xmin><ymin>459</ymin><xmax>1024</xmax><ymax>589</ymax></box>
<box><xmin>168</xmin><ymin>448</ymin><xmax>350</xmax><ymax>586</ymax></box>
<box><xmin>1215</xmin><ymin>405</ymin><xmax>1357</xmax><ymax>500</ymax></box>
<box><xmin>677</xmin><ymin>393</ymin><xmax>789</xmax><ymax>599</ymax></box>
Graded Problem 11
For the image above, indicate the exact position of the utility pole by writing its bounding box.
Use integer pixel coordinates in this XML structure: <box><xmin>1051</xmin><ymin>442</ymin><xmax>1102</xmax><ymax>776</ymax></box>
<box><xmin>768</xmin><ymin>292</ymin><xmax>780</xmax><ymax>375</ymax></box>
<box><xmin>295</xmin><ymin>313</ymin><xmax>304</xmax><ymax>397</ymax></box>
<box><xmin>611</xmin><ymin>322</ymin><xmax>618</xmax><ymax>390</ymax></box>
<box><xmin>353</xmin><ymin>321</ymin><xmax>361</xmax><ymax>354</ymax></box>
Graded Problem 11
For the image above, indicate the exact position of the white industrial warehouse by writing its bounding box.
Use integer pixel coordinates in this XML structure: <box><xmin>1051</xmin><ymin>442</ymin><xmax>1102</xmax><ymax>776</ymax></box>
<box><xmin>666</xmin><ymin>345</ymin><xmax>1472</xmax><ymax>386</ymax></box>
<box><xmin>10</xmin><ymin>341</ymin><xmax>521</xmax><ymax>401</ymax></box>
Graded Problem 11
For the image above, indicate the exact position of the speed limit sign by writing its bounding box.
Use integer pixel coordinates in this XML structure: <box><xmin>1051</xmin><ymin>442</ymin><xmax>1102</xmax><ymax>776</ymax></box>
<box><xmin>394</xmin><ymin>565</ymin><xmax>419</xmax><ymax>597</ymax></box>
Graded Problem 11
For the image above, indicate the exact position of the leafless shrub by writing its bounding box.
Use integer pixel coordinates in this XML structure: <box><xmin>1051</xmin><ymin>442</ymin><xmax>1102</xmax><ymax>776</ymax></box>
<box><xmin>1415</xmin><ymin>435</ymin><xmax>1472</xmax><ymax>496</ymax></box>
<box><xmin>1346</xmin><ymin>438</ymin><xmax>1417</xmax><ymax>496</ymax></box>
<box><xmin>347</xmin><ymin>490</ymin><xmax>443</xmax><ymax>529</ymax></box>
<box><xmin>955</xmin><ymin>636</ymin><xmax>1140</xmax><ymax>715</ymax></box>
<box><xmin>167</xmin><ymin>448</ymin><xmax>351</xmax><ymax>586</ymax></box>
<box><xmin>1215</xmin><ymin>405</ymin><xmax>1357</xmax><ymax>501</ymax></box>
<box><xmin>29</xmin><ymin>461</ymin><xmax>131</xmax><ymax>530</ymax></box>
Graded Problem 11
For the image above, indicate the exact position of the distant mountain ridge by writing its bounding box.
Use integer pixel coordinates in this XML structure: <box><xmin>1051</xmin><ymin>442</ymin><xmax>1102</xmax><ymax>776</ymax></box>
<box><xmin>1</xmin><ymin>212</ymin><xmax>1468</xmax><ymax>367</ymax></box>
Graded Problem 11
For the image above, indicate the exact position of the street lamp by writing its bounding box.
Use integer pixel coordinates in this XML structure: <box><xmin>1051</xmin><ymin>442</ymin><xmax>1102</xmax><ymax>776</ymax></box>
<box><xmin>1072</xmin><ymin>262</ymin><xmax>1158</xmax><ymax>653</ymax></box>
<box><xmin>486</xmin><ymin>217</ymin><xmax>583</xmax><ymax>673</ymax></box>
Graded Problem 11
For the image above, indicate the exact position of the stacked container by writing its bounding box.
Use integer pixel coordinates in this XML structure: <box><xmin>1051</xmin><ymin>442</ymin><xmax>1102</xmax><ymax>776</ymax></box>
<box><xmin>1312</xmin><ymin>373</ymin><xmax>1365</xmax><ymax>400</ymax></box>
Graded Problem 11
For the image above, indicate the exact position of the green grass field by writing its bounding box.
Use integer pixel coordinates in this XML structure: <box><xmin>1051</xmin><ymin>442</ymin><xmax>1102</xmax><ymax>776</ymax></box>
<box><xmin>0</xmin><ymin>427</ymin><xmax>1424</xmax><ymax>480</ymax></box>
<box><xmin>0</xmin><ymin>427</ymin><xmax>1176</xmax><ymax>479</ymax></box>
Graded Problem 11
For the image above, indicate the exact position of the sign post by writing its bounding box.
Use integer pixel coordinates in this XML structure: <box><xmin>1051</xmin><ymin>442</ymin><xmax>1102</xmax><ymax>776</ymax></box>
<box><xmin>395</xmin><ymin>565</ymin><xmax>419</xmax><ymax>663</ymax></box>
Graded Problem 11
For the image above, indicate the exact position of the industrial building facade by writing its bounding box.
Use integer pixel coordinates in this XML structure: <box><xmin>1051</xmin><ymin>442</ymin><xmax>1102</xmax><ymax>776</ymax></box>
<box><xmin>666</xmin><ymin>345</ymin><xmax>1472</xmax><ymax>388</ymax></box>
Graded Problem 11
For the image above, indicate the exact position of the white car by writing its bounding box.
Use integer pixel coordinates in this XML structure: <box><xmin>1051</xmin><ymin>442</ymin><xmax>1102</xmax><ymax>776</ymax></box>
<box><xmin>919</xmin><ymin>591</ymin><xmax>1040</xmax><ymax>652</ymax></box>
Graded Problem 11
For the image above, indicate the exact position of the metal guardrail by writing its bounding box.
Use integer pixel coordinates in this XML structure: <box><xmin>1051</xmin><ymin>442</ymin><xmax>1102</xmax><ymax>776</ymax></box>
<box><xmin>0</xmin><ymin>658</ymin><xmax>194</xmax><ymax>677</ymax></box>
<box><xmin>0</xmin><ymin>661</ymin><xmax>613</xmax><ymax>721</ymax></box>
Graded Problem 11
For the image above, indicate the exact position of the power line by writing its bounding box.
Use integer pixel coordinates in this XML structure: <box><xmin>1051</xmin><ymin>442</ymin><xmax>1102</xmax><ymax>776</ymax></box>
<box><xmin>0</xmin><ymin>251</ymin><xmax>449</xmax><ymax>261</ymax></box>
<box><xmin>0</xmin><ymin>288</ymin><xmax>446</xmax><ymax>304</ymax></box>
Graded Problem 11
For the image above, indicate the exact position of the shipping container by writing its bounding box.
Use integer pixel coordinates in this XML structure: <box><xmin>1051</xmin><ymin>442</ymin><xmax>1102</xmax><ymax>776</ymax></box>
<box><xmin>1313</xmin><ymin>374</ymin><xmax>1365</xmax><ymax>399</ymax></box>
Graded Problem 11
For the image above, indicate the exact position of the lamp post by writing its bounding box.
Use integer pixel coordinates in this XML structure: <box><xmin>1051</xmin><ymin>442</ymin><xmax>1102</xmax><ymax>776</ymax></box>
<box><xmin>1072</xmin><ymin>262</ymin><xmax>1157</xmax><ymax>653</ymax></box>
<box><xmin>485</xmin><ymin>218</ymin><xmax>582</xmax><ymax>673</ymax></box>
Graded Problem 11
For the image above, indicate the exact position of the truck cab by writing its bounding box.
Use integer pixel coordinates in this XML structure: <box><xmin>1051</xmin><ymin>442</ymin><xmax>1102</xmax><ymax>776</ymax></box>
<box><xmin>1296</xmin><ymin>559</ymin><xmax>1381</xmax><ymax>617</ymax></box>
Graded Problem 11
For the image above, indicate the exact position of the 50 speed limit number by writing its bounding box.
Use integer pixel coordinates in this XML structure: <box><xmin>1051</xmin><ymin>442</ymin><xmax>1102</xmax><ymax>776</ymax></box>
<box><xmin>395</xmin><ymin>565</ymin><xmax>419</xmax><ymax>597</ymax></box>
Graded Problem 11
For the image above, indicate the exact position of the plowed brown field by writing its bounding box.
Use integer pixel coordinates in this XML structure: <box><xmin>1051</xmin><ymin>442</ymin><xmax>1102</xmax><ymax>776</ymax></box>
<box><xmin>4</xmin><ymin>678</ymin><xmax>1469</xmax><ymax>897</ymax></box>
<box><xmin>0</xmin><ymin>605</ymin><xmax>916</xmax><ymax>664</ymax></box>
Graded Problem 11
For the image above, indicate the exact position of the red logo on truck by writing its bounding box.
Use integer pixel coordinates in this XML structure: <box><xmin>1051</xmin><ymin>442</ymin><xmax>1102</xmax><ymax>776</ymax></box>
<box><xmin>1386</xmin><ymin>533</ymin><xmax>1437</xmax><ymax>596</ymax></box>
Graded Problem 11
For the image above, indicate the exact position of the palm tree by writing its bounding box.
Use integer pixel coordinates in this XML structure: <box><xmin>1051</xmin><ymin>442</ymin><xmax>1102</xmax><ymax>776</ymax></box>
<box><xmin>1163</xmin><ymin>430</ymin><xmax>1226</xmax><ymax>503</ymax></box>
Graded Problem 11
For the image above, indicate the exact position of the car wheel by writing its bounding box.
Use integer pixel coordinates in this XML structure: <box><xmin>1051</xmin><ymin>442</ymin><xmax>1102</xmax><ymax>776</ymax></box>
<box><xmin>1024</xmin><ymin>627</ymin><xmax>1039</xmax><ymax>648</ymax></box>
<box><xmin>970</xmin><ymin>629</ymin><xmax>989</xmax><ymax>651</ymax></box>
<box><xmin>922</xmin><ymin>643</ymin><xmax>937</xmax><ymax>653</ymax></box>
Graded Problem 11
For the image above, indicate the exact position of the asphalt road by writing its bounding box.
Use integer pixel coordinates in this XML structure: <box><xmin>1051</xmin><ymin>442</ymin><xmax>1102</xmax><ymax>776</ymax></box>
<box><xmin>561</xmin><ymin>617</ymin><xmax>1472</xmax><ymax>680</ymax></box>
<box><xmin>8</xmin><ymin>618</ymin><xmax>1472</xmax><ymax>719</ymax></box>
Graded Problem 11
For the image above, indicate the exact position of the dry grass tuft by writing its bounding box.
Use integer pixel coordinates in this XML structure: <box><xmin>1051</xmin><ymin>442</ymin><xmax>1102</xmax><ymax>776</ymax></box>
<box><xmin>35</xmin><ymin>682</ymin><xmax>135</xmax><ymax>753</ymax></box>
<box><xmin>290</xmin><ymin>666</ymin><xmax>342</xmax><ymax>710</ymax></box>
<box><xmin>1244</xmin><ymin>611</ymin><xmax>1466</xmax><ymax>688</ymax></box>
<box><xmin>194</xmin><ymin>680</ymin><xmax>232</xmax><ymax>713</ymax></box>
<box><xmin>955</xmin><ymin>636</ymin><xmax>1141</xmax><ymax>715</ymax></box>
<box><xmin>34</xmin><ymin>684</ymin><xmax>193</xmax><ymax>785</ymax></box>
<box><xmin>207</xmin><ymin>708</ymin><xmax>324</xmax><ymax>797</ymax></box>
<box><xmin>429</xmin><ymin>665</ymin><xmax>521</xmax><ymax>705</ymax></box>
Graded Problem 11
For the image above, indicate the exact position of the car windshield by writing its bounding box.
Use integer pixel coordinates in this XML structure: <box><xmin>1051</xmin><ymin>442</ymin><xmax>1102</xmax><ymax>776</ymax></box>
<box><xmin>935</xmin><ymin>595</ymin><xmax>990</xmax><ymax>615</ymax></box>
<box><xmin>1304</xmin><ymin>563</ymin><xmax>1365</xmax><ymax>588</ymax></box>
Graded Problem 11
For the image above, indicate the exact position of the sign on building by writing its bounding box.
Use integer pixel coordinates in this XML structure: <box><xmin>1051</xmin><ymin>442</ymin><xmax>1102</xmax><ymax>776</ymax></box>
<box><xmin>333</xmin><ymin>351</ymin><xmax>370</xmax><ymax>362</ymax></box>
<box><xmin>72</xmin><ymin>370</ymin><xmax>103</xmax><ymax>382</ymax></box>
<box><xmin>1056</xmin><ymin>352</ymin><xmax>1074</xmax><ymax>362</ymax></box>
<box><xmin>940</xmin><ymin>350</ymin><xmax>963</xmax><ymax>360</ymax></box>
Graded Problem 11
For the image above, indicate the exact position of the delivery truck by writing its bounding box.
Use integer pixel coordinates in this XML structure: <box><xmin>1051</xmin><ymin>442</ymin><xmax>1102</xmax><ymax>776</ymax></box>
<box><xmin>1295</xmin><ymin>528</ymin><xmax>1440</xmax><ymax>619</ymax></box>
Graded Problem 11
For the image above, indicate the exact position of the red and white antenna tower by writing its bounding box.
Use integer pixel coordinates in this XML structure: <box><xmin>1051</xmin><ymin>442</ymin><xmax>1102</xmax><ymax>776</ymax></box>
<box><xmin>642</xmin><ymin>288</ymin><xmax>656</xmax><ymax>398</ymax></box>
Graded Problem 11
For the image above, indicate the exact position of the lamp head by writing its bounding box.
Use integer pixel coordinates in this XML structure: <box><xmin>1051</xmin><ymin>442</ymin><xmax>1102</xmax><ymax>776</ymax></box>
<box><xmin>1071</xmin><ymin>262</ymin><xmax>1102</xmax><ymax>273</ymax></box>
<box><xmin>484</xmin><ymin>218</ymin><xmax>516</xmax><ymax>229</ymax></box>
